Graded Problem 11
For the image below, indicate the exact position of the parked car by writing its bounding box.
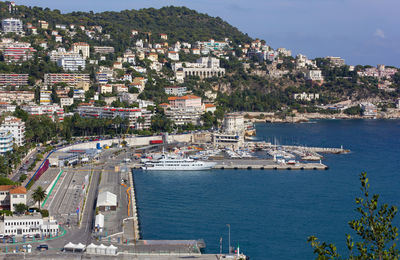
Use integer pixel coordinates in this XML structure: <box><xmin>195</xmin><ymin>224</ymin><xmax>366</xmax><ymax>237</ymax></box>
<box><xmin>34</xmin><ymin>234</ymin><xmax>41</xmax><ymax>239</ymax></box>
<box><xmin>37</xmin><ymin>244</ymin><xmax>48</xmax><ymax>251</ymax></box>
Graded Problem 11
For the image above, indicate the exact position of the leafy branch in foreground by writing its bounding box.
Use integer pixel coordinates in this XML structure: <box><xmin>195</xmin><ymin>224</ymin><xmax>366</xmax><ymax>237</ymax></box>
<box><xmin>308</xmin><ymin>172</ymin><xmax>399</xmax><ymax>260</ymax></box>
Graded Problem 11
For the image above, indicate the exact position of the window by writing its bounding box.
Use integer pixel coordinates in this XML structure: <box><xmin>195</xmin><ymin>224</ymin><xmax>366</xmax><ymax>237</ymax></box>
<box><xmin>12</xmin><ymin>195</ymin><xmax>17</xmax><ymax>198</ymax></box>
<box><xmin>19</xmin><ymin>195</ymin><xmax>24</xmax><ymax>198</ymax></box>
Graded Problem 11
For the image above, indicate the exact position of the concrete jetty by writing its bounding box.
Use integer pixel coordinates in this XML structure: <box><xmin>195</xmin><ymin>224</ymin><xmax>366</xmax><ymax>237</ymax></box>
<box><xmin>252</xmin><ymin>143</ymin><xmax>350</xmax><ymax>154</ymax></box>
<box><xmin>213</xmin><ymin>159</ymin><xmax>328</xmax><ymax>170</ymax></box>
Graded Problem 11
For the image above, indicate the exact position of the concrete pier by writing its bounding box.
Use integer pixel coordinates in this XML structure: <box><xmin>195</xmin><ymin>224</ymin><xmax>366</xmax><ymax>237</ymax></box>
<box><xmin>213</xmin><ymin>159</ymin><xmax>328</xmax><ymax>170</ymax></box>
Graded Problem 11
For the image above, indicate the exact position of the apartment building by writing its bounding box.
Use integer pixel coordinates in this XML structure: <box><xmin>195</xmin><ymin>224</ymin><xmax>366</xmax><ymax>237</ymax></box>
<box><xmin>93</xmin><ymin>46</ymin><xmax>114</xmax><ymax>54</ymax></box>
<box><xmin>72</xmin><ymin>42</ymin><xmax>90</xmax><ymax>59</ymax></box>
<box><xmin>168</xmin><ymin>95</ymin><xmax>202</xmax><ymax>110</ymax></box>
<box><xmin>0</xmin><ymin>74</ymin><xmax>28</xmax><ymax>86</ymax></box>
<box><xmin>0</xmin><ymin>116</ymin><xmax>25</xmax><ymax>146</ymax></box>
<box><xmin>3</xmin><ymin>47</ymin><xmax>36</xmax><ymax>62</ymax></box>
<box><xmin>40</xmin><ymin>90</ymin><xmax>52</xmax><ymax>105</ymax></box>
<box><xmin>0</xmin><ymin>91</ymin><xmax>34</xmax><ymax>104</ymax></box>
<box><xmin>44</xmin><ymin>74</ymin><xmax>90</xmax><ymax>87</ymax></box>
<box><xmin>57</xmin><ymin>56</ymin><xmax>86</xmax><ymax>71</ymax></box>
<box><xmin>305</xmin><ymin>70</ymin><xmax>324</xmax><ymax>81</ymax></box>
<box><xmin>164</xmin><ymin>86</ymin><xmax>187</xmax><ymax>96</ymax></box>
<box><xmin>21</xmin><ymin>105</ymin><xmax>64</xmax><ymax>122</ymax></box>
<box><xmin>0</xmin><ymin>131</ymin><xmax>13</xmax><ymax>154</ymax></box>
<box><xmin>326</xmin><ymin>56</ymin><xmax>345</xmax><ymax>67</ymax></box>
<box><xmin>0</xmin><ymin>185</ymin><xmax>26</xmax><ymax>211</ymax></box>
<box><xmin>1</xmin><ymin>18</ymin><xmax>23</xmax><ymax>33</ymax></box>
<box><xmin>76</xmin><ymin>106</ymin><xmax>153</xmax><ymax>129</ymax></box>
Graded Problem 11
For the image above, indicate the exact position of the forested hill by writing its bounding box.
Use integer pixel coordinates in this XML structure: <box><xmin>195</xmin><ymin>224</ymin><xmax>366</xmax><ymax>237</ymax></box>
<box><xmin>0</xmin><ymin>3</ymin><xmax>252</xmax><ymax>46</ymax></box>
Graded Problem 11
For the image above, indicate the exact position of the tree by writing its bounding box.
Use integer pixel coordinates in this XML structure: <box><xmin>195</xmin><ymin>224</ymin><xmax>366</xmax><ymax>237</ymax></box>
<box><xmin>32</xmin><ymin>186</ymin><xmax>46</xmax><ymax>210</ymax></box>
<box><xmin>308</xmin><ymin>172</ymin><xmax>399</xmax><ymax>260</ymax></box>
<box><xmin>14</xmin><ymin>203</ymin><xmax>28</xmax><ymax>215</ymax></box>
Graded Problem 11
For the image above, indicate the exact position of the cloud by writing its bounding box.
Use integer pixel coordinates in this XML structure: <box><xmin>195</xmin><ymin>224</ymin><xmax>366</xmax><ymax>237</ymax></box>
<box><xmin>374</xmin><ymin>29</ymin><xmax>385</xmax><ymax>39</ymax></box>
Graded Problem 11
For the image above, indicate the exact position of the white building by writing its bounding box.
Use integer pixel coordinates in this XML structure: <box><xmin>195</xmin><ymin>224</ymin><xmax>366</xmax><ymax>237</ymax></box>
<box><xmin>57</xmin><ymin>56</ymin><xmax>86</xmax><ymax>71</ymax></box>
<box><xmin>72</xmin><ymin>42</ymin><xmax>90</xmax><ymax>59</ymax></box>
<box><xmin>172</xmin><ymin>57</ymin><xmax>225</xmax><ymax>82</ymax></box>
<box><xmin>164</xmin><ymin>86</ymin><xmax>187</xmax><ymax>96</ymax></box>
<box><xmin>0</xmin><ymin>185</ymin><xmax>26</xmax><ymax>212</ymax></box>
<box><xmin>0</xmin><ymin>116</ymin><xmax>25</xmax><ymax>147</ymax></box>
<box><xmin>21</xmin><ymin>105</ymin><xmax>64</xmax><ymax>122</ymax></box>
<box><xmin>167</xmin><ymin>51</ymin><xmax>179</xmax><ymax>61</ymax></box>
<box><xmin>0</xmin><ymin>213</ymin><xmax>59</xmax><ymax>237</ymax></box>
<box><xmin>223</xmin><ymin>113</ymin><xmax>244</xmax><ymax>135</ymax></box>
<box><xmin>0</xmin><ymin>131</ymin><xmax>14</xmax><ymax>154</ymax></box>
<box><xmin>2</xmin><ymin>18</ymin><xmax>23</xmax><ymax>33</ymax></box>
<box><xmin>294</xmin><ymin>92</ymin><xmax>320</xmax><ymax>101</ymax></box>
<box><xmin>60</xmin><ymin>97</ymin><xmax>74</xmax><ymax>107</ymax></box>
<box><xmin>306</xmin><ymin>70</ymin><xmax>324</xmax><ymax>81</ymax></box>
<box><xmin>326</xmin><ymin>56</ymin><xmax>345</xmax><ymax>67</ymax></box>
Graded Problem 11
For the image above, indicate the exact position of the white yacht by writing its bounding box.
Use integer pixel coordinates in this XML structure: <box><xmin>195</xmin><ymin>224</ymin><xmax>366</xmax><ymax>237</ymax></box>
<box><xmin>141</xmin><ymin>155</ymin><xmax>216</xmax><ymax>171</ymax></box>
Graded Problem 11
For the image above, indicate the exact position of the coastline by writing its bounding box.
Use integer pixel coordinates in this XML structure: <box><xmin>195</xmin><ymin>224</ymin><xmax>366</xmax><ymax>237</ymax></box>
<box><xmin>245</xmin><ymin>110</ymin><xmax>400</xmax><ymax>123</ymax></box>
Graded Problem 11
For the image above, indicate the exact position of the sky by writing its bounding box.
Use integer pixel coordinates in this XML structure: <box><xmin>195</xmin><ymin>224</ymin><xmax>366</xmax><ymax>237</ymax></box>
<box><xmin>16</xmin><ymin>0</ymin><xmax>400</xmax><ymax>67</ymax></box>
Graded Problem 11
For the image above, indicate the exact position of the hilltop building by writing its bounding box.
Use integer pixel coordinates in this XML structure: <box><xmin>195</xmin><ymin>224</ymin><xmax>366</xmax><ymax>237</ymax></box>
<box><xmin>0</xmin><ymin>116</ymin><xmax>25</xmax><ymax>147</ymax></box>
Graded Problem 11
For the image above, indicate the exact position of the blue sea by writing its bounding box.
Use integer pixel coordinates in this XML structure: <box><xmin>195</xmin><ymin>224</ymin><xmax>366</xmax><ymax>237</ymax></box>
<box><xmin>133</xmin><ymin>119</ymin><xmax>400</xmax><ymax>260</ymax></box>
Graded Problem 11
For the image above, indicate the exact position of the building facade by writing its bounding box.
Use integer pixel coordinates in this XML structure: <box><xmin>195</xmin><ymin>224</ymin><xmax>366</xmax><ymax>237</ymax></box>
<box><xmin>1</xmin><ymin>18</ymin><xmax>23</xmax><ymax>33</ymax></box>
<box><xmin>0</xmin><ymin>74</ymin><xmax>28</xmax><ymax>86</ymax></box>
<box><xmin>44</xmin><ymin>74</ymin><xmax>90</xmax><ymax>87</ymax></box>
<box><xmin>0</xmin><ymin>116</ymin><xmax>25</xmax><ymax>147</ymax></box>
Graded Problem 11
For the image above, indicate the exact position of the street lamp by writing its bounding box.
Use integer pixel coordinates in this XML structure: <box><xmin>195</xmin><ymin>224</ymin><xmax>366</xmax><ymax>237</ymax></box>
<box><xmin>226</xmin><ymin>224</ymin><xmax>231</xmax><ymax>254</ymax></box>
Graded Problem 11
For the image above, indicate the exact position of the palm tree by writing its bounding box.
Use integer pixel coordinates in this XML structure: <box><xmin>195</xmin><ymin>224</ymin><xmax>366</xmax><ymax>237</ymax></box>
<box><xmin>32</xmin><ymin>186</ymin><xmax>46</xmax><ymax>210</ymax></box>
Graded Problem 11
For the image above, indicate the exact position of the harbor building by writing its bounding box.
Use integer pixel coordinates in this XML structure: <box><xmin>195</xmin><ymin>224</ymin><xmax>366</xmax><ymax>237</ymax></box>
<box><xmin>223</xmin><ymin>113</ymin><xmax>245</xmax><ymax>135</ymax></box>
<box><xmin>0</xmin><ymin>131</ymin><xmax>14</xmax><ymax>154</ymax></box>
<box><xmin>0</xmin><ymin>213</ymin><xmax>59</xmax><ymax>237</ymax></box>
<box><xmin>1</xmin><ymin>18</ymin><xmax>23</xmax><ymax>33</ymax></box>
<box><xmin>0</xmin><ymin>116</ymin><xmax>25</xmax><ymax>147</ymax></box>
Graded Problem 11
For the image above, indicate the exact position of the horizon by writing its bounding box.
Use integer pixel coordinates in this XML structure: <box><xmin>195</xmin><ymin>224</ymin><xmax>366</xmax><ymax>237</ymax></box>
<box><xmin>13</xmin><ymin>0</ymin><xmax>400</xmax><ymax>67</ymax></box>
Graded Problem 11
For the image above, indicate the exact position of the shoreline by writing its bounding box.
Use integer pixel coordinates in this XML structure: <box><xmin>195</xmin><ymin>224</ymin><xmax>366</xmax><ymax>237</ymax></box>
<box><xmin>245</xmin><ymin>111</ymin><xmax>400</xmax><ymax>123</ymax></box>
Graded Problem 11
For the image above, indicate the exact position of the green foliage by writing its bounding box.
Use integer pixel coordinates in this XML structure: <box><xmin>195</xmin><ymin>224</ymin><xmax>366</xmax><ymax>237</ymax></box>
<box><xmin>32</xmin><ymin>186</ymin><xmax>47</xmax><ymax>210</ymax></box>
<box><xmin>308</xmin><ymin>172</ymin><xmax>399</xmax><ymax>260</ymax></box>
<box><xmin>14</xmin><ymin>203</ymin><xmax>28</xmax><ymax>215</ymax></box>
<box><xmin>0</xmin><ymin>177</ymin><xmax>17</xmax><ymax>185</ymax></box>
<box><xmin>40</xmin><ymin>209</ymin><xmax>49</xmax><ymax>218</ymax></box>
<box><xmin>19</xmin><ymin>174</ymin><xmax>27</xmax><ymax>183</ymax></box>
<box><xmin>344</xmin><ymin>106</ymin><xmax>362</xmax><ymax>116</ymax></box>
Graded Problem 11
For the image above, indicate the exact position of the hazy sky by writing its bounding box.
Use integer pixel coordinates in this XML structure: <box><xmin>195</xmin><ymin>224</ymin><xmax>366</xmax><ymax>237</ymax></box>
<box><xmin>16</xmin><ymin>0</ymin><xmax>400</xmax><ymax>67</ymax></box>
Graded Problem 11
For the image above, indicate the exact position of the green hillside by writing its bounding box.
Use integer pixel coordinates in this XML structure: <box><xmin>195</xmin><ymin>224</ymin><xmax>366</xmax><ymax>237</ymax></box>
<box><xmin>0</xmin><ymin>3</ymin><xmax>252</xmax><ymax>49</ymax></box>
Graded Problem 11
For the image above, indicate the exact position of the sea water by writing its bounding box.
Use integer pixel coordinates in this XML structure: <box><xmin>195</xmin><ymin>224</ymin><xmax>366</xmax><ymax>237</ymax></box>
<box><xmin>133</xmin><ymin>119</ymin><xmax>400</xmax><ymax>260</ymax></box>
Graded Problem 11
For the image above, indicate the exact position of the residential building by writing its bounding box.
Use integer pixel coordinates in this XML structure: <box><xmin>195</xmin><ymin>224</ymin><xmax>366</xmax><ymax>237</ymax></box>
<box><xmin>0</xmin><ymin>116</ymin><xmax>25</xmax><ymax>146</ymax></box>
<box><xmin>76</xmin><ymin>106</ymin><xmax>152</xmax><ymax>129</ymax></box>
<box><xmin>55</xmin><ymin>35</ymin><xmax>62</xmax><ymax>43</ymax></box>
<box><xmin>204</xmin><ymin>104</ymin><xmax>217</xmax><ymax>113</ymax></box>
<box><xmin>0</xmin><ymin>213</ymin><xmax>59</xmax><ymax>237</ymax></box>
<box><xmin>0</xmin><ymin>185</ymin><xmax>26</xmax><ymax>211</ymax></box>
<box><xmin>112</xmin><ymin>84</ymin><xmax>128</xmax><ymax>93</ymax></box>
<box><xmin>305</xmin><ymin>70</ymin><xmax>324</xmax><ymax>81</ymax></box>
<box><xmin>168</xmin><ymin>95</ymin><xmax>202</xmax><ymax>110</ymax></box>
<box><xmin>294</xmin><ymin>92</ymin><xmax>320</xmax><ymax>101</ymax></box>
<box><xmin>44</xmin><ymin>74</ymin><xmax>90</xmax><ymax>87</ymax></box>
<box><xmin>21</xmin><ymin>105</ymin><xmax>64</xmax><ymax>122</ymax></box>
<box><xmin>96</xmin><ymin>70</ymin><xmax>113</xmax><ymax>84</ymax></box>
<box><xmin>0</xmin><ymin>131</ymin><xmax>13</xmax><ymax>154</ymax></box>
<box><xmin>326</xmin><ymin>56</ymin><xmax>345</xmax><ymax>67</ymax></box>
<box><xmin>118</xmin><ymin>92</ymin><xmax>138</xmax><ymax>104</ymax></box>
<box><xmin>0</xmin><ymin>103</ymin><xmax>16</xmax><ymax>114</ymax></box>
<box><xmin>40</xmin><ymin>90</ymin><xmax>52</xmax><ymax>105</ymax></box>
<box><xmin>196</xmin><ymin>39</ymin><xmax>230</xmax><ymax>51</ymax></box>
<box><xmin>165</xmin><ymin>109</ymin><xmax>203</xmax><ymax>126</ymax></box>
<box><xmin>93</xmin><ymin>46</ymin><xmax>114</xmax><ymax>54</ymax></box>
<box><xmin>38</xmin><ymin>20</ymin><xmax>48</xmax><ymax>29</ymax></box>
<box><xmin>99</xmin><ymin>85</ymin><xmax>113</xmax><ymax>94</ymax></box>
<box><xmin>60</xmin><ymin>97</ymin><xmax>74</xmax><ymax>107</ymax></box>
<box><xmin>57</xmin><ymin>56</ymin><xmax>86</xmax><ymax>71</ymax></box>
<box><xmin>3</xmin><ymin>47</ymin><xmax>36</xmax><ymax>62</ymax></box>
<box><xmin>0</xmin><ymin>74</ymin><xmax>28</xmax><ymax>86</ymax></box>
<box><xmin>160</xmin><ymin>33</ymin><xmax>168</xmax><ymax>40</ymax></box>
<box><xmin>164</xmin><ymin>86</ymin><xmax>187</xmax><ymax>96</ymax></box>
<box><xmin>72</xmin><ymin>42</ymin><xmax>90</xmax><ymax>59</ymax></box>
<box><xmin>0</xmin><ymin>91</ymin><xmax>34</xmax><ymax>104</ymax></box>
<box><xmin>167</xmin><ymin>51</ymin><xmax>179</xmax><ymax>61</ymax></box>
<box><xmin>73</xmin><ymin>89</ymin><xmax>85</xmax><ymax>100</ymax></box>
<box><xmin>1</xmin><ymin>18</ymin><xmax>23</xmax><ymax>33</ymax></box>
<box><xmin>276</xmin><ymin>48</ymin><xmax>292</xmax><ymax>57</ymax></box>
<box><xmin>357</xmin><ymin>65</ymin><xmax>397</xmax><ymax>79</ymax></box>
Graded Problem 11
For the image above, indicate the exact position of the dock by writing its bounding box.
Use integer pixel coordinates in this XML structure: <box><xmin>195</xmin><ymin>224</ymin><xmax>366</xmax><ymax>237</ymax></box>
<box><xmin>252</xmin><ymin>143</ymin><xmax>350</xmax><ymax>154</ymax></box>
<box><xmin>131</xmin><ymin>159</ymin><xmax>328</xmax><ymax>170</ymax></box>
<box><xmin>213</xmin><ymin>159</ymin><xmax>328</xmax><ymax>170</ymax></box>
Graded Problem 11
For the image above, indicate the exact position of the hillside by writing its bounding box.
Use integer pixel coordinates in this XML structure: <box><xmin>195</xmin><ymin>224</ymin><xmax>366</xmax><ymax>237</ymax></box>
<box><xmin>0</xmin><ymin>3</ymin><xmax>252</xmax><ymax>50</ymax></box>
